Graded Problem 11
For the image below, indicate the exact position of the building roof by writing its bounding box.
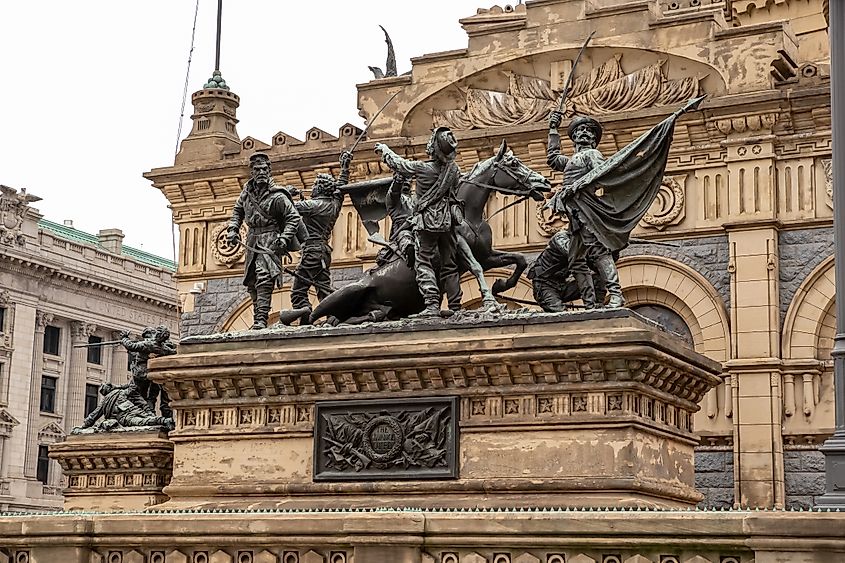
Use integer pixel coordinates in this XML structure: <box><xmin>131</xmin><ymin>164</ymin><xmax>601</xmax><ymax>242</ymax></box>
<box><xmin>37</xmin><ymin>219</ymin><xmax>176</xmax><ymax>272</ymax></box>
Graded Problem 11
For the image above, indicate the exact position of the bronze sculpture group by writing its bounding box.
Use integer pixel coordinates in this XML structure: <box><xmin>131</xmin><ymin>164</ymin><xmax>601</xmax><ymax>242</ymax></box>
<box><xmin>223</xmin><ymin>91</ymin><xmax>701</xmax><ymax>328</ymax></box>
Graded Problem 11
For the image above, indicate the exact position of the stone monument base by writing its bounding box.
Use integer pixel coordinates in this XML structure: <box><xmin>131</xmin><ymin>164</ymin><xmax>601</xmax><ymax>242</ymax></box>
<box><xmin>49</xmin><ymin>430</ymin><xmax>173</xmax><ymax>512</ymax></box>
<box><xmin>150</xmin><ymin>310</ymin><xmax>721</xmax><ymax>511</ymax></box>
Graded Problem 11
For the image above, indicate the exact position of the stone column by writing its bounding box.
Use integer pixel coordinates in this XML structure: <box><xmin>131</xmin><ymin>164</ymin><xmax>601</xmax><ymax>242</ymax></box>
<box><xmin>726</xmin><ymin>223</ymin><xmax>785</xmax><ymax>509</ymax></box>
<box><xmin>65</xmin><ymin>322</ymin><xmax>96</xmax><ymax>433</ymax></box>
<box><xmin>110</xmin><ymin>330</ymin><xmax>129</xmax><ymax>385</ymax></box>
<box><xmin>23</xmin><ymin>311</ymin><xmax>51</xmax><ymax>478</ymax></box>
<box><xmin>819</xmin><ymin>0</ymin><xmax>845</xmax><ymax>508</ymax></box>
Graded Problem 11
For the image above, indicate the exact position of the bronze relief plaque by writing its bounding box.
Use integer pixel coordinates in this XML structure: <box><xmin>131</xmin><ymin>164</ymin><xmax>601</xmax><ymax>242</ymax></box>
<box><xmin>313</xmin><ymin>396</ymin><xmax>459</xmax><ymax>481</ymax></box>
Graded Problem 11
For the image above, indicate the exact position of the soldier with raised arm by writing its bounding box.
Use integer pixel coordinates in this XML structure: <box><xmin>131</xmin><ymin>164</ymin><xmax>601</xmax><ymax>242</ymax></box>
<box><xmin>280</xmin><ymin>151</ymin><xmax>352</xmax><ymax>325</ymax></box>
<box><xmin>227</xmin><ymin>152</ymin><xmax>303</xmax><ymax>329</ymax></box>
<box><xmin>374</xmin><ymin>127</ymin><xmax>463</xmax><ymax>317</ymax></box>
<box><xmin>546</xmin><ymin>110</ymin><xmax>623</xmax><ymax>309</ymax></box>
<box><xmin>120</xmin><ymin>325</ymin><xmax>176</xmax><ymax>418</ymax></box>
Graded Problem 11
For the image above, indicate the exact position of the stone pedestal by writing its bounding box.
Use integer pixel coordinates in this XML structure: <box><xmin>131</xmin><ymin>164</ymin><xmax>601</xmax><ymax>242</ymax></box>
<box><xmin>48</xmin><ymin>430</ymin><xmax>173</xmax><ymax>511</ymax></box>
<box><xmin>150</xmin><ymin>310</ymin><xmax>721</xmax><ymax>510</ymax></box>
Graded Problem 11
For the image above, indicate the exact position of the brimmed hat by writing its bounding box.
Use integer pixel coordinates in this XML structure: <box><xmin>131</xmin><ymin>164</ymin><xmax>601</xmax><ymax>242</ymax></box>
<box><xmin>567</xmin><ymin>116</ymin><xmax>603</xmax><ymax>144</ymax></box>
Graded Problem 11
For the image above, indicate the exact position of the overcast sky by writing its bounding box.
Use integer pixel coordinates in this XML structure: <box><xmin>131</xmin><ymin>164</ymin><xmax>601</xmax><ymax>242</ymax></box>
<box><xmin>0</xmin><ymin>1</ymin><xmax>489</xmax><ymax>260</ymax></box>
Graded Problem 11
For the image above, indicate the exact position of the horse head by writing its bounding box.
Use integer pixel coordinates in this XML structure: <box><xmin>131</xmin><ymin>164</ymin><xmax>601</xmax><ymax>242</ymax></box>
<box><xmin>485</xmin><ymin>140</ymin><xmax>551</xmax><ymax>201</ymax></box>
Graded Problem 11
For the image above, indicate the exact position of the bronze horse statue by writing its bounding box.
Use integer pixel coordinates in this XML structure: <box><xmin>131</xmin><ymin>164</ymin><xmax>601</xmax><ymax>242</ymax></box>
<box><xmin>310</xmin><ymin>141</ymin><xmax>550</xmax><ymax>324</ymax></box>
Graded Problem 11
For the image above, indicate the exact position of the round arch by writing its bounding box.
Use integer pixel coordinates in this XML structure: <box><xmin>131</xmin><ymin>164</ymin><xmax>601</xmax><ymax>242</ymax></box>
<box><xmin>216</xmin><ymin>283</ymin><xmax>312</xmax><ymax>333</ymax></box>
<box><xmin>617</xmin><ymin>255</ymin><xmax>731</xmax><ymax>362</ymax></box>
<box><xmin>782</xmin><ymin>255</ymin><xmax>835</xmax><ymax>361</ymax></box>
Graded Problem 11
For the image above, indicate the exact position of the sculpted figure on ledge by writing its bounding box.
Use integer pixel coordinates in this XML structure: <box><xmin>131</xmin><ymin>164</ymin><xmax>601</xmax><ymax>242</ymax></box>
<box><xmin>532</xmin><ymin>96</ymin><xmax>705</xmax><ymax>312</ymax></box>
<box><xmin>278</xmin><ymin>151</ymin><xmax>353</xmax><ymax>326</ymax></box>
<box><xmin>72</xmin><ymin>382</ymin><xmax>173</xmax><ymax>434</ymax></box>
<box><xmin>310</xmin><ymin>137</ymin><xmax>549</xmax><ymax>326</ymax></box>
<box><xmin>227</xmin><ymin>152</ymin><xmax>303</xmax><ymax>330</ymax></box>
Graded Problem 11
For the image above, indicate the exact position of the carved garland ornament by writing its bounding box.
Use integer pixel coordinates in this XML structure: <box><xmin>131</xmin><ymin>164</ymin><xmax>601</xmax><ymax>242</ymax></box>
<box><xmin>640</xmin><ymin>176</ymin><xmax>685</xmax><ymax>230</ymax></box>
<box><xmin>823</xmin><ymin>158</ymin><xmax>833</xmax><ymax>209</ymax></box>
<box><xmin>211</xmin><ymin>222</ymin><xmax>247</xmax><ymax>267</ymax></box>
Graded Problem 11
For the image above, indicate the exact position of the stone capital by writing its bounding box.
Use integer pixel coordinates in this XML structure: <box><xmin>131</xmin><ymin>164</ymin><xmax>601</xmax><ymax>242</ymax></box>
<box><xmin>70</xmin><ymin>321</ymin><xmax>97</xmax><ymax>342</ymax></box>
<box><xmin>35</xmin><ymin>310</ymin><xmax>54</xmax><ymax>332</ymax></box>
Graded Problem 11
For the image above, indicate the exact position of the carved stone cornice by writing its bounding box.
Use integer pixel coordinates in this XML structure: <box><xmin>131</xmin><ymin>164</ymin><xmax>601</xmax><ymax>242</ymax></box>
<box><xmin>35</xmin><ymin>310</ymin><xmax>53</xmax><ymax>332</ymax></box>
<box><xmin>70</xmin><ymin>321</ymin><xmax>97</xmax><ymax>342</ymax></box>
<box><xmin>49</xmin><ymin>431</ymin><xmax>173</xmax><ymax>501</ymax></box>
<box><xmin>155</xmin><ymin>311</ymin><xmax>722</xmax><ymax>414</ymax></box>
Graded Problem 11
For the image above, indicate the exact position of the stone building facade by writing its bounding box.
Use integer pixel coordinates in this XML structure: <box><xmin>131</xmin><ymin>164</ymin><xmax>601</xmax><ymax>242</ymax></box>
<box><xmin>0</xmin><ymin>186</ymin><xmax>178</xmax><ymax>511</ymax></box>
<box><xmin>145</xmin><ymin>0</ymin><xmax>833</xmax><ymax>509</ymax></box>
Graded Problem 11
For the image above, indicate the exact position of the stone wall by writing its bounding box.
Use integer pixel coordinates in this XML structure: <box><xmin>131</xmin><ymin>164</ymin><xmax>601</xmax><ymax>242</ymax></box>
<box><xmin>694</xmin><ymin>448</ymin><xmax>735</xmax><ymax>509</ymax></box>
<box><xmin>784</xmin><ymin>447</ymin><xmax>828</xmax><ymax>509</ymax></box>
<box><xmin>779</xmin><ymin>227</ymin><xmax>834</xmax><ymax>324</ymax></box>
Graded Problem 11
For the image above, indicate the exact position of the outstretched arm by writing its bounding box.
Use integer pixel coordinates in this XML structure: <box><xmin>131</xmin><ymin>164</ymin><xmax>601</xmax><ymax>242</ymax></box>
<box><xmin>374</xmin><ymin>143</ymin><xmax>426</xmax><ymax>178</ymax></box>
<box><xmin>547</xmin><ymin>111</ymin><xmax>570</xmax><ymax>172</ymax></box>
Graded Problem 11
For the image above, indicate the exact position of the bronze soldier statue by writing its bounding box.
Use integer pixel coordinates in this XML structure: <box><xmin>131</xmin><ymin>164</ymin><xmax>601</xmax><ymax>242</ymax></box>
<box><xmin>375</xmin><ymin>173</ymin><xmax>414</xmax><ymax>267</ymax></box>
<box><xmin>374</xmin><ymin>127</ymin><xmax>464</xmax><ymax>318</ymax></box>
<box><xmin>120</xmin><ymin>325</ymin><xmax>176</xmax><ymax>418</ymax></box>
<box><xmin>527</xmin><ymin>230</ymin><xmax>578</xmax><ymax>312</ymax></box>
<box><xmin>546</xmin><ymin>111</ymin><xmax>623</xmax><ymax>308</ymax></box>
<box><xmin>73</xmin><ymin>382</ymin><xmax>172</xmax><ymax>434</ymax></box>
<box><xmin>280</xmin><ymin>151</ymin><xmax>352</xmax><ymax>325</ymax></box>
<box><xmin>227</xmin><ymin>152</ymin><xmax>303</xmax><ymax>329</ymax></box>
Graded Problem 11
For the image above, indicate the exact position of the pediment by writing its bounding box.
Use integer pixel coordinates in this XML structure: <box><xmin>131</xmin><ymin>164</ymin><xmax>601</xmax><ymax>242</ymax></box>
<box><xmin>38</xmin><ymin>421</ymin><xmax>66</xmax><ymax>442</ymax></box>
<box><xmin>0</xmin><ymin>409</ymin><xmax>20</xmax><ymax>435</ymax></box>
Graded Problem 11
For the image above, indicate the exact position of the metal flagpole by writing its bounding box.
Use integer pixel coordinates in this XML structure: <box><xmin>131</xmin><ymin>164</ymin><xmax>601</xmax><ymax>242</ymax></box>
<box><xmin>819</xmin><ymin>0</ymin><xmax>845</xmax><ymax>509</ymax></box>
<box><xmin>215</xmin><ymin>0</ymin><xmax>223</xmax><ymax>72</ymax></box>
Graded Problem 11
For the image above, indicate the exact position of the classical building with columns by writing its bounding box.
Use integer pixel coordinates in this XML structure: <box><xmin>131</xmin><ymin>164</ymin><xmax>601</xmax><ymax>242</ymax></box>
<box><xmin>0</xmin><ymin>186</ymin><xmax>178</xmax><ymax>511</ymax></box>
<box><xmin>145</xmin><ymin>0</ymin><xmax>832</xmax><ymax>509</ymax></box>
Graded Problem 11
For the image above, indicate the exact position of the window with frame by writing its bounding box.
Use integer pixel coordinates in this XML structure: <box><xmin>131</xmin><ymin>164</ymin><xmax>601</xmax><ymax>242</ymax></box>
<box><xmin>87</xmin><ymin>335</ymin><xmax>102</xmax><ymax>364</ymax></box>
<box><xmin>0</xmin><ymin>306</ymin><xmax>6</xmax><ymax>332</ymax></box>
<box><xmin>40</xmin><ymin>376</ymin><xmax>57</xmax><ymax>413</ymax></box>
<box><xmin>84</xmin><ymin>383</ymin><xmax>99</xmax><ymax>417</ymax></box>
<box><xmin>36</xmin><ymin>445</ymin><xmax>50</xmax><ymax>484</ymax></box>
<box><xmin>43</xmin><ymin>326</ymin><xmax>61</xmax><ymax>356</ymax></box>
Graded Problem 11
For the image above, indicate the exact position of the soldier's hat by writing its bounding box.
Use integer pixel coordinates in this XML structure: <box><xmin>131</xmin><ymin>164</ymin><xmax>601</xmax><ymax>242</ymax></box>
<box><xmin>249</xmin><ymin>152</ymin><xmax>271</xmax><ymax>164</ymax></box>
<box><xmin>427</xmin><ymin>126</ymin><xmax>458</xmax><ymax>158</ymax></box>
<box><xmin>567</xmin><ymin>116</ymin><xmax>603</xmax><ymax>145</ymax></box>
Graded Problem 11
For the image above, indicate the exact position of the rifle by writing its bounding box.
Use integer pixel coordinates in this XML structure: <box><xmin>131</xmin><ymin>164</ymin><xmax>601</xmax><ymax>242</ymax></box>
<box><xmin>72</xmin><ymin>339</ymin><xmax>124</xmax><ymax>349</ymax></box>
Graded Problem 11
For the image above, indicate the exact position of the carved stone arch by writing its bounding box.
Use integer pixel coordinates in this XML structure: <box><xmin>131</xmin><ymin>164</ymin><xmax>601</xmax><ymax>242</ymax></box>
<box><xmin>400</xmin><ymin>46</ymin><xmax>725</xmax><ymax>137</ymax></box>
<box><xmin>617</xmin><ymin>255</ymin><xmax>730</xmax><ymax>362</ymax></box>
<box><xmin>460</xmin><ymin>268</ymin><xmax>537</xmax><ymax>310</ymax></box>
<box><xmin>782</xmin><ymin>255</ymin><xmax>835</xmax><ymax>361</ymax></box>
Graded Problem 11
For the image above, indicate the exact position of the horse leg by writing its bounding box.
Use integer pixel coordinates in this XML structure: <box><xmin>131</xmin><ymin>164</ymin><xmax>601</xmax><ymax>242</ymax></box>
<box><xmin>457</xmin><ymin>234</ymin><xmax>500</xmax><ymax>311</ymax></box>
<box><xmin>485</xmin><ymin>251</ymin><xmax>528</xmax><ymax>294</ymax></box>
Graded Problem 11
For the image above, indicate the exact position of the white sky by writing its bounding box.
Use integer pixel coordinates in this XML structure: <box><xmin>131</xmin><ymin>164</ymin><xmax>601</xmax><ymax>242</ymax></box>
<box><xmin>0</xmin><ymin>1</ymin><xmax>490</xmax><ymax>260</ymax></box>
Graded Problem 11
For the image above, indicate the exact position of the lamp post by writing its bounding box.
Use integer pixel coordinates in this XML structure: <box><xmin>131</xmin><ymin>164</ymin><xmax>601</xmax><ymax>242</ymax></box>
<box><xmin>819</xmin><ymin>0</ymin><xmax>845</xmax><ymax>509</ymax></box>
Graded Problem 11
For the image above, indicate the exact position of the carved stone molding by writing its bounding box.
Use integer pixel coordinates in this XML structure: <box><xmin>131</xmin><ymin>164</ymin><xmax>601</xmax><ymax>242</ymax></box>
<box><xmin>714</xmin><ymin>112</ymin><xmax>778</xmax><ymax>136</ymax></box>
<box><xmin>0</xmin><ymin>289</ymin><xmax>9</xmax><ymax>306</ymax></box>
<box><xmin>640</xmin><ymin>175</ymin><xmax>686</xmax><ymax>230</ymax></box>
<box><xmin>34</xmin><ymin>311</ymin><xmax>53</xmax><ymax>332</ymax></box>
<box><xmin>70</xmin><ymin>321</ymin><xmax>97</xmax><ymax>342</ymax></box>
<box><xmin>0</xmin><ymin>409</ymin><xmax>21</xmax><ymax>437</ymax></box>
<box><xmin>823</xmin><ymin>158</ymin><xmax>833</xmax><ymax>209</ymax></box>
<box><xmin>49</xmin><ymin>430</ymin><xmax>173</xmax><ymax>511</ymax></box>
<box><xmin>210</xmin><ymin>222</ymin><xmax>246</xmax><ymax>267</ymax></box>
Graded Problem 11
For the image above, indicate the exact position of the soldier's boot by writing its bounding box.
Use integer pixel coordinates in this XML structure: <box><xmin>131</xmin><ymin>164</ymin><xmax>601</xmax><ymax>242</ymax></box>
<box><xmin>595</xmin><ymin>255</ymin><xmax>624</xmax><ymax>308</ymax></box>
<box><xmin>574</xmin><ymin>272</ymin><xmax>597</xmax><ymax>309</ymax></box>
<box><xmin>415</xmin><ymin>302</ymin><xmax>441</xmax><ymax>318</ymax></box>
<box><xmin>278</xmin><ymin>307</ymin><xmax>311</xmax><ymax>326</ymax></box>
<box><xmin>251</xmin><ymin>284</ymin><xmax>273</xmax><ymax>330</ymax></box>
